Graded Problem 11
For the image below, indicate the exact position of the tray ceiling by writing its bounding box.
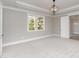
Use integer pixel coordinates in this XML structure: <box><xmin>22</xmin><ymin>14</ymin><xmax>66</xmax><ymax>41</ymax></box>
<box><xmin>2</xmin><ymin>0</ymin><xmax>79</xmax><ymax>14</ymax></box>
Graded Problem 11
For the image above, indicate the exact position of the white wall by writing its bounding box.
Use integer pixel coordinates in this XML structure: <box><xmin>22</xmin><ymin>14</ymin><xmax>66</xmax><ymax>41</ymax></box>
<box><xmin>60</xmin><ymin>16</ymin><xmax>70</xmax><ymax>38</ymax></box>
<box><xmin>52</xmin><ymin>17</ymin><xmax>60</xmax><ymax>35</ymax></box>
<box><xmin>3</xmin><ymin>8</ymin><xmax>55</xmax><ymax>44</ymax></box>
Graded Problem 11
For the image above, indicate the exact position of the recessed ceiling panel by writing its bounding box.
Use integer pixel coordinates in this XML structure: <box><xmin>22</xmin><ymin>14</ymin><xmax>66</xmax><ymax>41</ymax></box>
<box><xmin>2</xmin><ymin>0</ymin><xmax>79</xmax><ymax>10</ymax></box>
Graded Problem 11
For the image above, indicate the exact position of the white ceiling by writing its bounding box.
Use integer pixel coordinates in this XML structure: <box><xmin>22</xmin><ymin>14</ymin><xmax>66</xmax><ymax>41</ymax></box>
<box><xmin>2</xmin><ymin>0</ymin><xmax>79</xmax><ymax>9</ymax></box>
<box><xmin>2</xmin><ymin>0</ymin><xmax>79</xmax><ymax>14</ymax></box>
<box><xmin>19</xmin><ymin>0</ymin><xmax>79</xmax><ymax>10</ymax></box>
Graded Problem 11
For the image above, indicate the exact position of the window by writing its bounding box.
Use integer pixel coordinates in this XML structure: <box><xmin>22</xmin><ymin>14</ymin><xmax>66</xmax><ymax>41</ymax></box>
<box><xmin>27</xmin><ymin>15</ymin><xmax>45</xmax><ymax>32</ymax></box>
<box><xmin>36</xmin><ymin>16</ymin><xmax>45</xmax><ymax>31</ymax></box>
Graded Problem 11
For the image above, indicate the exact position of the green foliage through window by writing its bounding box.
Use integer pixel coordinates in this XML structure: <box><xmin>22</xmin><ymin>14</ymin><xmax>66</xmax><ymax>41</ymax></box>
<box><xmin>27</xmin><ymin>15</ymin><xmax>45</xmax><ymax>32</ymax></box>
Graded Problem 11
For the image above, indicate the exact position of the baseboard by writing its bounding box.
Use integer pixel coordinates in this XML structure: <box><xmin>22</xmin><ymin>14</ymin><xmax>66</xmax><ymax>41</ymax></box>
<box><xmin>3</xmin><ymin>34</ymin><xmax>59</xmax><ymax>47</ymax></box>
<box><xmin>53</xmin><ymin>34</ymin><xmax>60</xmax><ymax>37</ymax></box>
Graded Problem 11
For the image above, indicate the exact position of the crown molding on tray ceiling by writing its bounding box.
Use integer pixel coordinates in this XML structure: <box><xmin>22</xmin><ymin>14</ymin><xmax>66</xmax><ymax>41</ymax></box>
<box><xmin>16</xmin><ymin>1</ymin><xmax>49</xmax><ymax>13</ymax></box>
<box><xmin>3</xmin><ymin>5</ymin><xmax>53</xmax><ymax>18</ymax></box>
<box><xmin>16</xmin><ymin>0</ymin><xmax>79</xmax><ymax>14</ymax></box>
<box><xmin>58</xmin><ymin>4</ymin><xmax>79</xmax><ymax>14</ymax></box>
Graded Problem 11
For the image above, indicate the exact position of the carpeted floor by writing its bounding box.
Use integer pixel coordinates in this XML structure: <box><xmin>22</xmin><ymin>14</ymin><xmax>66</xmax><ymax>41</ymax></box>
<box><xmin>1</xmin><ymin>36</ymin><xmax>79</xmax><ymax>58</ymax></box>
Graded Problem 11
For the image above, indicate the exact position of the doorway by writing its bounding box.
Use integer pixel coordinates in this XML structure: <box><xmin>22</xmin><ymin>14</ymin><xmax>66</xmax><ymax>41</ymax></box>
<box><xmin>70</xmin><ymin>15</ymin><xmax>79</xmax><ymax>40</ymax></box>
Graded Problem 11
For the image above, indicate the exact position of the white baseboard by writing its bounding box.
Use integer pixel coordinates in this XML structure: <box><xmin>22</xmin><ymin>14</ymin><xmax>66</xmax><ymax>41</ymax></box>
<box><xmin>3</xmin><ymin>34</ymin><xmax>59</xmax><ymax>47</ymax></box>
<box><xmin>53</xmin><ymin>34</ymin><xmax>60</xmax><ymax>37</ymax></box>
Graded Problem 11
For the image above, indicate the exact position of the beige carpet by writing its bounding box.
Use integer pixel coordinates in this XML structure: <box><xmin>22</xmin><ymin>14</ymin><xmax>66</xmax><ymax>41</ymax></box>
<box><xmin>1</xmin><ymin>36</ymin><xmax>79</xmax><ymax>58</ymax></box>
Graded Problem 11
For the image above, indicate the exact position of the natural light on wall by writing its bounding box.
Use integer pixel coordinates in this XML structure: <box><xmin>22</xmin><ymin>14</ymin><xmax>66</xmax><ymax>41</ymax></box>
<box><xmin>27</xmin><ymin>15</ymin><xmax>45</xmax><ymax>32</ymax></box>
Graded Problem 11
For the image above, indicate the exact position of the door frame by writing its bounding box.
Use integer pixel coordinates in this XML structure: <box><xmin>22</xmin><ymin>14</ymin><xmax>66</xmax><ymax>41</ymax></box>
<box><xmin>0</xmin><ymin>1</ymin><xmax>3</xmax><ymax>56</ymax></box>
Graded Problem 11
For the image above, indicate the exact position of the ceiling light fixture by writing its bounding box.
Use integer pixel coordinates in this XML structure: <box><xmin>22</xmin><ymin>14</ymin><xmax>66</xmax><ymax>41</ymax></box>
<box><xmin>49</xmin><ymin>0</ymin><xmax>57</xmax><ymax>15</ymax></box>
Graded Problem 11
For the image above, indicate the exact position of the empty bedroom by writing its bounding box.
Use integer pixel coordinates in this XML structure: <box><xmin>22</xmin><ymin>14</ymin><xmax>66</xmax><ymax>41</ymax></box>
<box><xmin>0</xmin><ymin>0</ymin><xmax>79</xmax><ymax>58</ymax></box>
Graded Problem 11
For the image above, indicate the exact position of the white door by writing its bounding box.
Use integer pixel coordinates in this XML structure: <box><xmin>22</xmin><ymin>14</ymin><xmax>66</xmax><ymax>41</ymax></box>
<box><xmin>0</xmin><ymin>1</ymin><xmax>2</xmax><ymax>56</ymax></box>
<box><xmin>60</xmin><ymin>16</ymin><xmax>70</xmax><ymax>38</ymax></box>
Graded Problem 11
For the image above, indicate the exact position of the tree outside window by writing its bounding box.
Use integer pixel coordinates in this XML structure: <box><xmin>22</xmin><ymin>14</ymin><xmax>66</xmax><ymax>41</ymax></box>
<box><xmin>27</xmin><ymin>15</ymin><xmax>45</xmax><ymax>32</ymax></box>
